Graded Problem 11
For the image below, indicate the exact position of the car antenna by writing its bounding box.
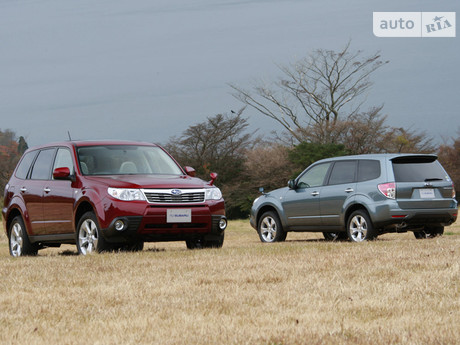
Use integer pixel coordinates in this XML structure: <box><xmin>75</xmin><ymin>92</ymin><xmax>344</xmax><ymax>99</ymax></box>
<box><xmin>67</xmin><ymin>131</ymin><xmax>72</xmax><ymax>141</ymax></box>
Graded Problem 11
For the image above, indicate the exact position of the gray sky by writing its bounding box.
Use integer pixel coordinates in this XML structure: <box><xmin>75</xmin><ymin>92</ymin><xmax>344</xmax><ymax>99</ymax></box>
<box><xmin>1</xmin><ymin>0</ymin><xmax>458</xmax><ymax>148</ymax></box>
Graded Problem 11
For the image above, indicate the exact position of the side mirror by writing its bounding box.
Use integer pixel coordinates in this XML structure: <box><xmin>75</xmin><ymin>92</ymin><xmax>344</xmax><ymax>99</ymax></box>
<box><xmin>209</xmin><ymin>172</ymin><xmax>218</xmax><ymax>186</ymax></box>
<box><xmin>53</xmin><ymin>167</ymin><xmax>72</xmax><ymax>180</ymax></box>
<box><xmin>184</xmin><ymin>166</ymin><xmax>196</xmax><ymax>177</ymax></box>
<box><xmin>288</xmin><ymin>179</ymin><xmax>297</xmax><ymax>190</ymax></box>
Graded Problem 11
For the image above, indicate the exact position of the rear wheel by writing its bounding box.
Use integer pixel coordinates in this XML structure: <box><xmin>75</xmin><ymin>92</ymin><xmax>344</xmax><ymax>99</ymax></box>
<box><xmin>257</xmin><ymin>211</ymin><xmax>286</xmax><ymax>243</ymax></box>
<box><xmin>347</xmin><ymin>210</ymin><xmax>377</xmax><ymax>242</ymax></box>
<box><xmin>323</xmin><ymin>232</ymin><xmax>348</xmax><ymax>241</ymax></box>
<box><xmin>8</xmin><ymin>216</ymin><xmax>38</xmax><ymax>257</ymax></box>
<box><xmin>76</xmin><ymin>212</ymin><xmax>109</xmax><ymax>255</ymax></box>
<box><xmin>413</xmin><ymin>226</ymin><xmax>444</xmax><ymax>239</ymax></box>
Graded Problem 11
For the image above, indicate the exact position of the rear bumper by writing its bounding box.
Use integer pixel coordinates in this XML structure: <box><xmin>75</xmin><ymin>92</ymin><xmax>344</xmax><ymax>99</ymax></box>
<box><xmin>372</xmin><ymin>204</ymin><xmax>457</xmax><ymax>230</ymax></box>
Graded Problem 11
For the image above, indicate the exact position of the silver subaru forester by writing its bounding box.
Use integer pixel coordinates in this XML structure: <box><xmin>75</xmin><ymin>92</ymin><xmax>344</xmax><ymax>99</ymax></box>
<box><xmin>250</xmin><ymin>154</ymin><xmax>457</xmax><ymax>242</ymax></box>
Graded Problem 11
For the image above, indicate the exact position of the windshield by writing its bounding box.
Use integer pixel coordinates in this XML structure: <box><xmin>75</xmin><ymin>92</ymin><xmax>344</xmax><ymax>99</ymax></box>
<box><xmin>76</xmin><ymin>145</ymin><xmax>184</xmax><ymax>176</ymax></box>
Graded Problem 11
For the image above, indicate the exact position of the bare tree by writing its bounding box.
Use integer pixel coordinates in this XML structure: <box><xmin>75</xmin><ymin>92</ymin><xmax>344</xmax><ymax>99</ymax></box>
<box><xmin>230</xmin><ymin>42</ymin><xmax>389</xmax><ymax>143</ymax></box>
<box><xmin>164</xmin><ymin>108</ymin><xmax>257</xmax><ymax>183</ymax></box>
<box><xmin>437</xmin><ymin>132</ymin><xmax>460</xmax><ymax>201</ymax></box>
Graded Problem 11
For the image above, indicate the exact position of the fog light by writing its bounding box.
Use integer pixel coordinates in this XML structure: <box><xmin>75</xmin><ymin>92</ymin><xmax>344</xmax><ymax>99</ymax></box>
<box><xmin>114</xmin><ymin>220</ymin><xmax>125</xmax><ymax>231</ymax></box>
<box><xmin>219</xmin><ymin>218</ymin><xmax>227</xmax><ymax>230</ymax></box>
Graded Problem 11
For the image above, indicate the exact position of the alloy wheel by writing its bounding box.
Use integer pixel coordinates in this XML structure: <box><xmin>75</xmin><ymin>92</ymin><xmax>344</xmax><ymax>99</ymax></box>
<box><xmin>349</xmin><ymin>215</ymin><xmax>368</xmax><ymax>242</ymax></box>
<box><xmin>78</xmin><ymin>219</ymin><xmax>99</xmax><ymax>255</ymax></box>
<box><xmin>10</xmin><ymin>222</ymin><xmax>24</xmax><ymax>257</ymax></box>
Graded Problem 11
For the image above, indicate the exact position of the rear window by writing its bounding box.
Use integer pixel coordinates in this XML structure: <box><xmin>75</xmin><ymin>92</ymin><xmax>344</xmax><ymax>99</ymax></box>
<box><xmin>15</xmin><ymin>151</ymin><xmax>38</xmax><ymax>179</ymax></box>
<box><xmin>392</xmin><ymin>157</ymin><xmax>447</xmax><ymax>182</ymax></box>
<box><xmin>358</xmin><ymin>160</ymin><xmax>380</xmax><ymax>182</ymax></box>
<box><xmin>30</xmin><ymin>149</ymin><xmax>56</xmax><ymax>180</ymax></box>
<box><xmin>328</xmin><ymin>161</ymin><xmax>356</xmax><ymax>185</ymax></box>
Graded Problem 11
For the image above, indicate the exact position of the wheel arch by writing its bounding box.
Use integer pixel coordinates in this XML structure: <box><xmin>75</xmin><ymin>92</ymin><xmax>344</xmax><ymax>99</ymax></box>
<box><xmin>74</xmin><ymin>200</ymin><xmax>96</xmax><ymax>230</ymax></box>
<box><xmin>5</xmin><ymin>207</ymin><xmax>24</xmax><ymax>235</ymax></box>
<box><xmin>256</xmin><ymin>205</ymin><xmax>285</xmax><ymax>230</ymax></box>
<box><xmin>344</xmin><ymin>203</ymin><xmax>371</xmax><ymax>226</ymax></box>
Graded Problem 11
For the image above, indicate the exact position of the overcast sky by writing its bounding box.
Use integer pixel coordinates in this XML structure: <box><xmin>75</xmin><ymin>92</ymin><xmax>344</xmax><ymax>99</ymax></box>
<box><xmin>0</xmin><ymin>0</ymin><xmax>458</xmax><ymax>148</ymax></box>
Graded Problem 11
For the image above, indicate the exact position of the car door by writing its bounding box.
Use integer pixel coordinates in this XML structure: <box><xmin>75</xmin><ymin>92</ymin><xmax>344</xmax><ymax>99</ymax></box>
<box><xmin>42</xmin><ymin>147</ymin><xmax>76</xmax><ymax>234</ymax></box>
<box><xmin>282</xmin><ymin>162</ymin><xmax>332</xmax><ymax>229</ymax></box>
<box><xmin>320</xmin><ymin>160</ymin><xmax>357</xmax><ymax>227</ymax></box>
<box><xmin>25</xmin><ymin>148</ymin><xmax>57</xmax><ymax>235</ymax></box>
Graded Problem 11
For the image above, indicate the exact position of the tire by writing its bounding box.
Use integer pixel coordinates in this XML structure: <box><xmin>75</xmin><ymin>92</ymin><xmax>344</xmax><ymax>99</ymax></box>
<box><xmin>118</xmin><ymin>240</ymin><xmax>144</xmax><ymax>252</ymax></box>
<box><xmin>257</xmin><ymin>211</ymin><xmax>286</xmax><ymax>243</ymax></box>
<box><xmin>413</xmin><ymin>226</ymin><xmax>444</xmax><ymax>239</ymax></box>
<box><xmin>8</xmin><ymin>216</ymin><xmax>38</xmax><ymax>257</ymax></box>
<box><xmin>76</xmin><ymin>212</ymin><xmax>109</xmax><ymax>255</ymax></box>
<box><xmin>186</xmin><ymin>233</ymin><xmax>225</xmax><ymax>249</ymax></box>
<box><xmin>323</xmin><ymin>232</ymin><xmax>348</xmax><ymax>241</ymax></box>
<box><xmin>346</xmin><ymin>210</ymin><xmax>377</xmax><ymax>242</ymax></box>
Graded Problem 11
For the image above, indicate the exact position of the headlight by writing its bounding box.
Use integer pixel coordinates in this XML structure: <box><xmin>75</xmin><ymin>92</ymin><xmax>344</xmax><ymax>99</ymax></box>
<box><xmin>205</xmin><ymin>187</ymin><xmax>222</xmax><ymax>200</ymax></box>
<box><xmin>108</xmin><ymin>188</ymin><xmax>145</xmax><ymax>201</ymax></box>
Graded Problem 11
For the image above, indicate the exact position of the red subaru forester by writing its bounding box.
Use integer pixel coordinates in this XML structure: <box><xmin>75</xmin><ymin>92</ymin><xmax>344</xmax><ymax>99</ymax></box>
<box><xmin>2</xmin><ymin>141</ymin><xmax>227</xmax><ymax>256</ymax></box>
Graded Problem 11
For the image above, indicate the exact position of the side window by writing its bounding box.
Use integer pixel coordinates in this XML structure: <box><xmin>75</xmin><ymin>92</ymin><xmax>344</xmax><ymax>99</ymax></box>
<box><xmin>30</xmin><ymin>149</ymin><xmax>56</xmax><ymax>180</ymax></box>
<box><xmin>15</xmin><ymin>151</ymin><xmax>38</xmax><ymax>179</ymax></box>
<box><xmin>53</xmin><ymin>148</ymin><xmax>74</xmax><ymax>176</ymax></box>
<box><xmin>297</xmin><ymin>163</ymin><xmax>331</xmax><ymax>188</ymax></box>
<box><xmin>358</xmin><ymin>160</ymin><xmax>381</xmax><ymax>182</ymax></box>
<box><xmin>328</xmin><ymin>161</ymin><xmax>357</xmax><ymax>185</ymax></box>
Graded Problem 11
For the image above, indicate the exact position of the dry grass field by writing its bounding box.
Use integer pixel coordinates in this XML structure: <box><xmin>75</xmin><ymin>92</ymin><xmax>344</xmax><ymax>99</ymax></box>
<box><xmin>0</xmin><ymin>219</ymin><xmax>459</xmax><ymax>345</ymax></box>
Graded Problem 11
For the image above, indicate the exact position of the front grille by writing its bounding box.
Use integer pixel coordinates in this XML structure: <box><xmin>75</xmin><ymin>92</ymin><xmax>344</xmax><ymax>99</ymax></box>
<box><xmin>142</xmin><ymin>189</ymin><xmax>205</xmax><ymax>204</ymax></box>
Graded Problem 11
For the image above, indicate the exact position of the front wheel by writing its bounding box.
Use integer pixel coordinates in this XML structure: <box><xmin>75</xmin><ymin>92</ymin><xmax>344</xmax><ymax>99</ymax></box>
<box><xmin>346</xmin><ymin>210</ymin><xmax>377</xmax><ymax>242</ymax></box>
<box><xmin>8</xmin><ymin>216</ymin><xmax>38</xmax><ymax>257</ymax></box>
<box><xmin>257</xmin><ymin>211</ymin><xmax>286</xmax><ymax>243</ymax></box>
<box><xmin>186</xmin><ymin>233</ymin><xmax>225</xmax><ymax>249</ymax></box>
<box><xmin>414</xmin><ymin>226</ymin><xmax>444</xmax><ymax>239</ymax></box>
<box><xmin>76</xmin><ymin>212</ymin><xmax>109</xmax><ymax>255</ymax></box>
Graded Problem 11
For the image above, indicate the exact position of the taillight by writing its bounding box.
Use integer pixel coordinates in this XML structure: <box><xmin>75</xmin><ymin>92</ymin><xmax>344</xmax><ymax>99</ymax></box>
<box><xmin>378</xmin><ymin>182</ymin><xmax>396</xmax><ymax>199</ymax></box>
<box><xmin>452</xmin><ymin>182</ymin><xmax>456</xmax><ymax>199</ymax></box>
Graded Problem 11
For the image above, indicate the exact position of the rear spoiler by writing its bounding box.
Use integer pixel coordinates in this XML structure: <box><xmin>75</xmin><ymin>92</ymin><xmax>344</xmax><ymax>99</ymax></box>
<box><xmin>391</xmin><ymin>155</ymin><xmax>437</xmax><ymax>164</ymax></box>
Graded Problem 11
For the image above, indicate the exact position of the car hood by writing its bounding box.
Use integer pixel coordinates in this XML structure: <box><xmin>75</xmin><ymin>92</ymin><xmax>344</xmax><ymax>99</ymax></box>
<box><xmin>82</xmin><ymin>174</ymin><xmax>213</xmax><ymax>189</ymax></box>
<box><xmin>256</xmin><ymin>187</ymin><xmax>289</xmax><ymax>204</ymax></box>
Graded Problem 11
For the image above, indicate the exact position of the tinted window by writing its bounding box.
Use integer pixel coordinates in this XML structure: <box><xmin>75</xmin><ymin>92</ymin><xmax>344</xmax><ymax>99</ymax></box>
<box><xmin>297</xmin><ymin>163</ymin><xmax>331</xmax><ymax>188</ymax></box>
<box><xmin>30</xmin><ymin>149</ymin><xmax>56</xmax><ymax>180</ymax></box>
<box><xmin>358</xmin><ymin>160</ymin><xmax>381</xmax><ymax>182</ymax></box>
<box><xmin>15</xmin><ymin>151</ymin><xmax>38</xmax><ymax>179</ymax></box>
<box><xmin>393</xmin><ymin>160</ymin><xmax>446</xmax><ymax>182</ymax></box>
<box><xmin>328</xmin><ymin>161</ymin><xmax>356</xmax><ymax>185</ymax></box>
<box><xmin>53</xmin><ymin>148</ymin><xmax>74</xmax><ymax>176</ymax></box>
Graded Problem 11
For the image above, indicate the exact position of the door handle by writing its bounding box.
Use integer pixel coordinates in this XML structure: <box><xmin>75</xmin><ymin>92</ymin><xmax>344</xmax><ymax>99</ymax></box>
<box><xmin>345</xmin><ymin>188</ymin><xmax>354</xmax><ymax>193</ymax></box>
<box><xmin>43</xmin><ymin>187</ymin><xmax>51</xmax><ymax>193</ymax></box>
<box><xmin>311</xmin><ymin>191</ymin><xmax>319</xmax><ymax>196</ymax></box>
<box><xmin>20</xmin><ymin>187</ymin><xmax>27</xmax><ymax>193</ymax></box>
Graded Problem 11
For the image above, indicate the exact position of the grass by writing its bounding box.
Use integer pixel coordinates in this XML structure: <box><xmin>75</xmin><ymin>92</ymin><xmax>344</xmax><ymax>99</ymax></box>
<box><xmin>0</xmin><ymin>220</ymin><xmax>459</xmax><ymax>345</ymax></box>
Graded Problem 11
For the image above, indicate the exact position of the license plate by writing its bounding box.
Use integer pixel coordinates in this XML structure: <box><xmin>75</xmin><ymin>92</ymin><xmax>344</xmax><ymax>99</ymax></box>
<box><xmin>167</xmin><ymin>209</ymin><xmax>191</xmax><ymax>223</ymax></box>
<box><xmin>419</xmin><ymin>189</ymin><xmax>435</xmax><ymax>199</ymax></box>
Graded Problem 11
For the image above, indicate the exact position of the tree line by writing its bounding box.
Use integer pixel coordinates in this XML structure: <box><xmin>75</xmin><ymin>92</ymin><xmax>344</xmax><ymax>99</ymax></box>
<box><xmin>1</xmin><ymin>43</ymin><xmax>458</xmax><ymax>218</ymax></box>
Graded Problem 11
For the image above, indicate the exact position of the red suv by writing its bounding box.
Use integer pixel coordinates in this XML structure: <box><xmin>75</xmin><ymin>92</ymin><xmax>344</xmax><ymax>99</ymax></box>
<box><xmin>2</xmin><ymin>141</ymin><xmax>227</xmax><ymax>257</ymax></box>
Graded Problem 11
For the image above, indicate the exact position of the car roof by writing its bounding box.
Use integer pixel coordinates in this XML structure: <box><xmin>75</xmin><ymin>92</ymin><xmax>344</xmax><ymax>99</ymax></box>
<box><xmin>25</xmin><ymin>140</ymin><xmax>158</xmax><ymax>151</ymax></box>
<box><xmin>313</xmin><ymin>153</ymin><xmax>438</xmax><ymax>164</ymax></box>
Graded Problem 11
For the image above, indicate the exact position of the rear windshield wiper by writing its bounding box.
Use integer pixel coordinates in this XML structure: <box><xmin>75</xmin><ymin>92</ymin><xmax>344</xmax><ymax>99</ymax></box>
<box><xmin>424</xmin><ymin>178</ymin><xmax>443</xmax><ymax>182</ymax></box>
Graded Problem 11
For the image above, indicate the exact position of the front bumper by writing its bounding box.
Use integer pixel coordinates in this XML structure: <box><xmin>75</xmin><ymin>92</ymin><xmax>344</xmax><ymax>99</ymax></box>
<box><xmin>98</xmin><ymin>199</ymin><xmax>226</xmax><ymax>243</ymax></box>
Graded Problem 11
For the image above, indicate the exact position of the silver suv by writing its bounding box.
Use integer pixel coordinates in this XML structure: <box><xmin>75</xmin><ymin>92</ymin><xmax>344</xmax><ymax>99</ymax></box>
<box><xmin>250</xmin><ymin>154</ymin><xmax>457</xmax><ymax>242</ymax></box>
